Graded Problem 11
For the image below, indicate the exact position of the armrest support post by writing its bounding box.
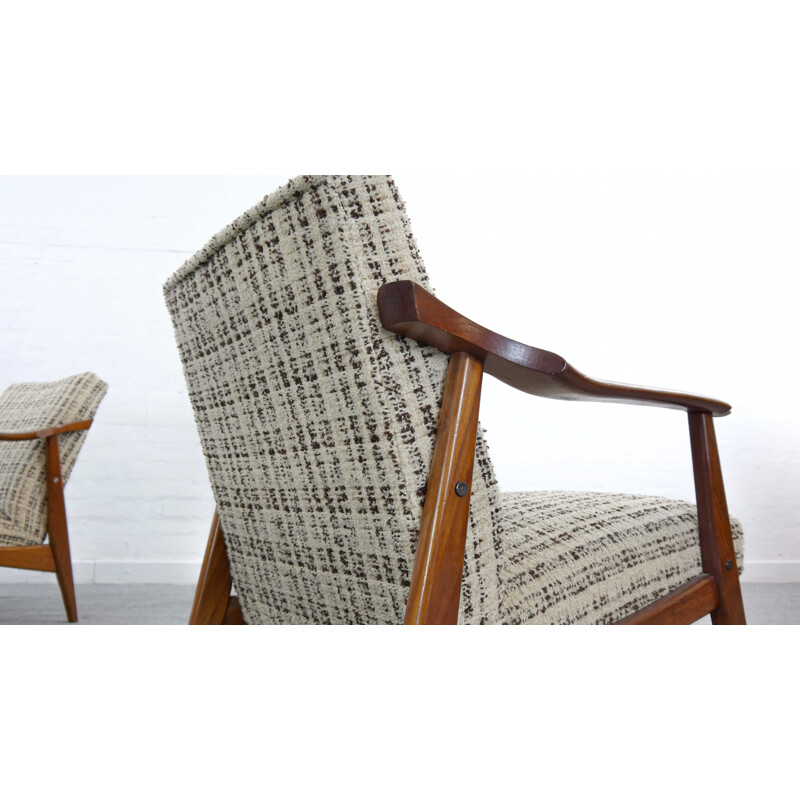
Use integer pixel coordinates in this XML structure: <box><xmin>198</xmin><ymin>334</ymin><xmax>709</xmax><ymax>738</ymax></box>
<box><xmin>405</xmin><ymin>351</ymin><xmax>484</xmax><ymax>625</ymax></box>
<box><xmin>43</xmin><ymin>432</ymin><xmax>78</xmax><ymax>622</ymax></box>
<box><xmin>688</xmin><ymin>412</ymin><xmax>746</xmax><ymax>624</ymax></box>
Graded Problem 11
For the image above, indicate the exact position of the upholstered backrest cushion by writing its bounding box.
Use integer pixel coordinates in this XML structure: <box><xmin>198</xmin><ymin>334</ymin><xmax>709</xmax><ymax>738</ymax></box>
<box><xmin>0</xmin><ymin>372</ymin><xmax>108</xmax><ymax>547</ymax></box>
<box><xmin>165</xmin><ymin>176</ymin><xmax>502</xmax><ymax>624</ymax></box>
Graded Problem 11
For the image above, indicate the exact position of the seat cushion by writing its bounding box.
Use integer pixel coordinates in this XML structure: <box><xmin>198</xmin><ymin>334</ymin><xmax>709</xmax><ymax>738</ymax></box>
<box><xmin>0</xmin><ymin>373</ymin><xmax>108</xmax><ymax>547</ymax></box>
<box><xmin>496</xmin><ymin>490</ymin><xmax>744</xmax><ymax>624</ymax></box>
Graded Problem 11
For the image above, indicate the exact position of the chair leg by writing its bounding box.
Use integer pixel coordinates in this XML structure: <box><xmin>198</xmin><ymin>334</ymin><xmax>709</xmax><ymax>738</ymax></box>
<box><xmin>190</xmin><ymin>511</ymin><xmax>240</xmax><ymax>624</ymax></box>
<box><xmin>223</xmin><ymin>596</ymin><xmax>245</xmax><ymax>625</ymax></box>
<box><xmin>44</xmin><ymin>435</ymin><xmax>78</xmax><ymax>623</ymax></box>
<box><xmin>688</xmin><ymin>412</ymin><xmax>746</xmax><ymax>625</ymax></box>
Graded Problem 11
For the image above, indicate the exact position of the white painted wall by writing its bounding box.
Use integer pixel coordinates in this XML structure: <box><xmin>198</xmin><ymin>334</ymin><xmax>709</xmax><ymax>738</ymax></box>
<box><xmin>1</xmin><ymin>175</ymin><xmax>797</xmax><ymax>583</ymax></box>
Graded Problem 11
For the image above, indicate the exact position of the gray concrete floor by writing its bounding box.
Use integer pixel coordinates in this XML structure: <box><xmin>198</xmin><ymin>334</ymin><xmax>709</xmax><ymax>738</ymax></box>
<box><xmin>0</xmin><ymin>582</ymin><xmax>798</xmax><ymax>624</ymax></box>
<box><xmin>0</xmin><ymin>584</ymin><xmax>196</xmax><ymax>625</ymax></box>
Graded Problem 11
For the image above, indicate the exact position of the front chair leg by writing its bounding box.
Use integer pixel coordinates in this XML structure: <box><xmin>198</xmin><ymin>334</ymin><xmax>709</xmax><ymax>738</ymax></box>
<box><xmin>44</xmin><ymin>435</ymin><xmax>77</xmax><ymax>623</ymax></box>
<box><xmin>688</xmin><ymin>412</ymin><xmax>746</xmax><ymax>625</ymax></box>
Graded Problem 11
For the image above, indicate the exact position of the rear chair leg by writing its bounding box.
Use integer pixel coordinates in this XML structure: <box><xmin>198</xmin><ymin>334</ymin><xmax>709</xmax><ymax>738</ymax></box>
<box><xmin>404</xmin><ymin>351</ymin><xmax>484</xmax><ymax>625</ymax></box>
<box><xmin>190</xmin><ymin>511</ymin><xmax>243</xmax><ymax>624</ymax></box>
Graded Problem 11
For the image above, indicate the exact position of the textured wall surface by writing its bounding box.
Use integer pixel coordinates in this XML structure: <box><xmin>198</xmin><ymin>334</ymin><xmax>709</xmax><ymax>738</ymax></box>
<box><xmin>0</xmin><ymin>177</ymin><xmax>291</xmax><ymax>582</ymax></box>
<box><xmin>0</xmin><ymin>175</ymin><xmax>797</xmax><ymax>583</ymax></box>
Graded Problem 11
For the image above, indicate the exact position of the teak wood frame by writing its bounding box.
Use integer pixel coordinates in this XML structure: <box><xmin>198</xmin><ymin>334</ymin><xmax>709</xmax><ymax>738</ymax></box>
<box><xmin>0</xmin><ymin>419</ymin><xmax>93</xmax><ymax>623</ymax></box>
<box><xmin>189</xmin><ymin>280</ymin><xmax>745</xmax><ymax>626</ymax></box>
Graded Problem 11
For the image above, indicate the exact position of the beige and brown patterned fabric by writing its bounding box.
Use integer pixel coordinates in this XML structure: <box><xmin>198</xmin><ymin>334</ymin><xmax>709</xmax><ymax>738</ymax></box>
<box><xmin>165</xmin><ymin>175</ymin><xmax>743</xmax><ymax>624</ymax></box>
<box><xmin>497</xmin><ymin>491</ymin><xmax>743</xmax><ymax>624</ymax></box>
<box><xmin>0</xmin><ymin>373</ymin><xmax>107</xmax><ymax>547</ymax></box>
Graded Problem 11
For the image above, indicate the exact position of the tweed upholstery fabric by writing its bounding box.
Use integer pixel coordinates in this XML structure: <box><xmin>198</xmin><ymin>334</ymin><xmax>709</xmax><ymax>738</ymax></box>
<box><xmin>165</xmin><ymin>175</ymin><xmax>743</xmax><ymax>624</ymax></box>
<box><xmin>497</xmin><ymin>491</ymin><xmax>744</xmax><ymax>624</ymax></box>
<box><xmin>165</xmin><ymin>176</ymin><xmax>501</xmax><ymax>624</ymax></box>
<box><xmin>0</xmin><ymin>373</ymin><xmax>107</xmax><ymax>547</ymax></box>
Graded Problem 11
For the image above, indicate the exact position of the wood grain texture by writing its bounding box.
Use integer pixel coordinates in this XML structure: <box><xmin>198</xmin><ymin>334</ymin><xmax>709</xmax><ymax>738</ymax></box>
<box><xmin>189</xmin><ymin>512</ymin><xmax>235</xmax><ymax>625</ymax></box>
<box><xmin>44</xmin><ymin>433</ymin><xmax>78</xmax><ymax>622</ymax></box>
<box><xmin>689</xmin><ymin>413</ymin><xmax>746</xmax><ymax>624</ymax></box>
<box><xmin>223</xmin><ymin>596</ymin><xmax>245</xmax><ymax>625</ymax></box>
<box><xmin>0</xmin><ymin>544</ymin><xmax>56</xmax><ymax>572</ymax></box>
<box><xmin>404</xmin><ymin>351</ymin><xmax>484</xmax><ymax>625</ymax></box>
<box><xmin>378</xmin><ymin>280</ymin><xmax>731</xmax><ymax>417</ymax></box>
<box><xmin>615</xmin><ymin>574</ymin><xmax>719</xmax><ymax>625</ymax></box>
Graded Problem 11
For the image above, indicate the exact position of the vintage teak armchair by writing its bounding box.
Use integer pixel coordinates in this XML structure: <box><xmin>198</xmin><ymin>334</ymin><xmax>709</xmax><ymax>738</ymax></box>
<box><xmin>165</xmin><ymin>175</ymin><xmax>745</xmax><ymax>625</ymax></box>
<box><xmin>0</xmin><ymin>373</ymin><xmax>107</xmax><ymax>622</ymax></box>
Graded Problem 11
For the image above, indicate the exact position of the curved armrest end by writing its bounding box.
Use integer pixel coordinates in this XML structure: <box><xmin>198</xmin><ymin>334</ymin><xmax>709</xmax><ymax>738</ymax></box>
<box><xmin>378</xmin><ymin>281</ymin><xmax>731</xmax><ymax>417</ymax></box>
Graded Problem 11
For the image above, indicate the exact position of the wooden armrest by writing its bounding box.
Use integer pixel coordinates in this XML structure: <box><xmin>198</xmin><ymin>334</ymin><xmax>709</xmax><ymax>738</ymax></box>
<box><xmin>0</xmin><ymin>419</ymin><xmax>93</xmax><ymax>441</ymax></box>
<box><xmin>377</xmin><ymin>281</ymin><xmax>731</xmax><ymax>417</ymax></box>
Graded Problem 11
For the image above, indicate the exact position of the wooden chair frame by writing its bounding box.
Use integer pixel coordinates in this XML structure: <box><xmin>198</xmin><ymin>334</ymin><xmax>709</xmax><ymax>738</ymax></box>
<box><xmin>189</xmin><ymin>281</ymin><xmax>745</xmax><ymax>626</ymax></box>
<box><xmin>0</xmin><ymin>419</ymin><xmax>93</xmax><ymax>623</ymax></box>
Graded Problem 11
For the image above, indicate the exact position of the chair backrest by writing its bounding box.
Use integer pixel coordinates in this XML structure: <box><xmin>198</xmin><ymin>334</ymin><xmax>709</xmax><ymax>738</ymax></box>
<box><xmin>165</xmin><ymin>176</ymin><xmax>503</xmax><ymax>623</ymax></box>
<box><xmin>0</xmin><ymin>372</ymin><xmax>108</xmax><ymax>547</ymax></box>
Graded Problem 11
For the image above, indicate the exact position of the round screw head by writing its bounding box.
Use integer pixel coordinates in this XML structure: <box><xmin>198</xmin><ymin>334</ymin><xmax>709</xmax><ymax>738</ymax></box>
<box><xmin>725</xmin><ymin>559</ymin><xmax>734</xmax><ymax>571</ymax></box>
<box><xmin>454</xmin><ymin>481</ymin><xmax>469</xmax><ymax>497</ymax></box>
<box><xmin>53</xmin><ymin>477</ymin><xmax>59</xmax><ymax>483</ymax></box>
